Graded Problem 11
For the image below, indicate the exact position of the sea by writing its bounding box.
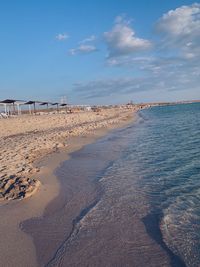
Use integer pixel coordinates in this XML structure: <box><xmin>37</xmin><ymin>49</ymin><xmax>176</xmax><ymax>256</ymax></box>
<box><xmin>135</xmin><ymin>103</ymin><xmax>200</xmax><ymax>267</ymax></box>
<box><xmin>23</xmin><ymin>103</ymin><xmax>200</xmax><ymax>267</ymax></box>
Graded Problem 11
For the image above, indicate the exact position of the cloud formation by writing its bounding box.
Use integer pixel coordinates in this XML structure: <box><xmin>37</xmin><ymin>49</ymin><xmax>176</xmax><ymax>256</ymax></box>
<box><xmin>80</xmin><ymin>35</ymin><xmax>96</xmax><ymax>44</ymax></box>
<box><xmin>102</xmin><ymin>5</ymin><xmax>200</xmax><ymax>95</ymax></box>
<box><xmin>104</xmin><ymin>16</ymin><xmax>152</xmax><ymax>58</ymax></box>
<box><xmin>73</xmin><ymin>77</ymin><xmax>145</xmax><ymax>99</ymax></box>
<box><xmin>69</xmin><ymin>44</ymin><xmax>97</xmax><ymax>55</ymax></box>
<box><xmin>56</xmin><ymin>33</ymin><xmax>69</xmax><ymax>41</ymax></box>
<box><xmin>156</xmin><ymin>3</ymin><xmax>200</xmax><ymax>59</ymax></box>
<box><xmin>70</xmin><ymin>5</ymin><xmax>200</xmax><ymax>103</ymax></box>
<box><xmin>157</xmin><ymin>3</ymin><xmax>200</xmax><ymax>36</ymax></box>
<box><xmin>72</xmin><ymin>60</ymin><xmax>200</xmax><ymax>100</ymax></box>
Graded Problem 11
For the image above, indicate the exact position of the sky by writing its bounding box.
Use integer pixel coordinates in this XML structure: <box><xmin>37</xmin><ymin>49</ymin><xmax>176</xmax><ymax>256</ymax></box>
<box><xmin>0</xmin><ymin>0</ymin><xmax>200</xmax><ymax>104</ymax></box>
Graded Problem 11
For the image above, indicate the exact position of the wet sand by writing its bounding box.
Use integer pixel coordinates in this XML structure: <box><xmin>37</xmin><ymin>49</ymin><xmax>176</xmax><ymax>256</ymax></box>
<box><xmin>0</xmin><ymin>110</ymin><xmax>137</xmax><ymax>267</ymax></box>
<box><xmin>0</xmin><ymin>107</ymin><xmax>181</xmax><ymax>267</ymax></box>
<box><xmin>0</xmin><ymin>107</ymin><xmax>135</xmax><ymax>200</ymax></box>
<box><xmin>22</xmin><ymin>119</ymin><xmax>174</xmax><ymax>267</ymax></box>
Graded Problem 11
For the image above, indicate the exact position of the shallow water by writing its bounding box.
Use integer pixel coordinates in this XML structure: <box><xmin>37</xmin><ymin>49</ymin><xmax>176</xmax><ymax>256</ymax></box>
<box><xmin>23</xmin><ymin>103</ymin><xmax>200</xmax><ymax>267</ymax></box>
<box><xmin>134</xmin><ymin>103</ymin><xmax>200</xmax><ymax>267</ymax></box>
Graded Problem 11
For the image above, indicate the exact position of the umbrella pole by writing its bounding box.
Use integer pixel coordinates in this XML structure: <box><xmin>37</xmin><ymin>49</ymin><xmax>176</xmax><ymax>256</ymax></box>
<box><xmin>29</xmin><ymin>104</ymin><xmax>31</xmax><ymax>114</ymax></box>
<box><xmin>13</xmin><ymin>102</ymin><xmax>16</xmax><ymax>115</ymax></box>
<box><xmin>17</xmin><ymin>104</ymin><xmax>20</xmax><ymax>115</ymax></box>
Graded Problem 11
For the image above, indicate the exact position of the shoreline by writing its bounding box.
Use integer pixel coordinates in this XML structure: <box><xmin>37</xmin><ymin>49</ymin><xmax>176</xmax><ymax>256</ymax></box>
<box><xmin>21</xmin><ymin>107</ymin><xmax>174</xmax><ymax>267</ymax></box>
<box><xmin>0</xmin><ymin>107</ymin><xmax>138</xmax><ymax>201</ymax></box>
<box><xmin>0</xmin><ymin>107</ymin><xmax>139</xmax><ymax>267</ymax></box>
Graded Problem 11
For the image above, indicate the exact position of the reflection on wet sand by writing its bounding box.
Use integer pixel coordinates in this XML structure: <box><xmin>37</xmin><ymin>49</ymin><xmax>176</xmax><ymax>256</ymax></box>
<box><xmin>22</xmin><ymin>123</ymin><xmax>174</xmax><ymax>267</ymax></box>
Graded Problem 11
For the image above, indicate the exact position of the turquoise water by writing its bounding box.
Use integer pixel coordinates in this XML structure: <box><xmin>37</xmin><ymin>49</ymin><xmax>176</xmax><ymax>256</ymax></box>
<box><xmin>134</xmin><ymin>103</ymin><xmax>200</xmax><ymax>266</ymax></box>
<box><xmin>110</xmin><ymin>102</ymin><xmax>200</xmax><ymax>266</ymax></box>
<box><xmin>23</xmin><ymin>103</ymin><xmax>200</xmax><ymax>267</ymax></box>
<box><xmin>73</xmin><ymin>102</ymin><xmax>200</xmax><ymax>266</ymax></box>
<box><xmin>93</xmin><ymin>103</ymin><xmax>200</xmax><ymax>266</ymax></box>
<box><xmin>59</xmin><ymin>102</ymin><xmax>200</xmax><ymax>266</ymax></box>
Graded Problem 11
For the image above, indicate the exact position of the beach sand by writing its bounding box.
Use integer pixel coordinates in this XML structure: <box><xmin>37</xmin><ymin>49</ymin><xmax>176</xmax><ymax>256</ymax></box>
<box><xmin>22</xmin><ymin>127</ymin><xmax>173</xmax><ymax>267</ymax></box>
<box><xmin>0</xmin><ymin>107</ymin><xmax>137</xmax><ymax>201</ymax></box>
<box><xmin>0</xmin><ymin>106</ymin><xmax>140</xmax><ymax>267</ymax></box>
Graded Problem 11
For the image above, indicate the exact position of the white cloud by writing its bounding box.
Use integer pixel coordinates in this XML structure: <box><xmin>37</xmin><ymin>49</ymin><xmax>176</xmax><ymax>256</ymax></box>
<box><xmin>69</xmin><ymin>35</ymin><xmax>97</xmax><ymax>56</ymax></box>
<box><xmin>104</xmin><ymin>16</ymin><xmax>152</xmax><ymax>58</ymax></box>
<box><xmin>72</xmin><ymin>60</ymin><xmax>200</xmax><ymax>100</ymax></box>
<box><xmin>72</xmin><ymin>77</ymin><xmax>146</xmax><ymax>99</ymax></box>
<box><xmin>70</xmin><ymin>8</ymin><xmax>200</xmax><ymax>103</ymax></box>
<box><xmin>107</xmin><ymin>56</ymin><xmax>153</xmax><ymax>67</ymax></box>
<box><xmin>156</xmin><ymin>3</ymin><xmax>200</xmax><ymax>36</ymax></box>
<box><xmin>156</xmin><ymin>3</ymin><xmax>200</xmax><ymax>59</ymax></box>
<box><xmin>56</xmin><ymin>33</ymin><xmax>69</xmax><ymax>41</ymax></box>
<box><xmin>80</xmin><ymin>35</ymin><xmax>96</xmax><ymax>44</ymax></box>
<box><xmin>69</xmin><ymin>44</ymin><xmax>97</xmax><ymax>55</ymax></box>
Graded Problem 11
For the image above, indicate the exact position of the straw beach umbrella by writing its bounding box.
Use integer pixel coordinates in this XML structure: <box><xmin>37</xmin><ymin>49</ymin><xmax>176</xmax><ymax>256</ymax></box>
<box><xmin>60</xmin><ymin>103</ymin><xmax>68</xmax><ymax>112</ymax></box>
<box><xmin>60</xmin><ymin>103</ymin><xmax>67</xmax><ymax>107</ymax></box>
<box><xmin>51</xmin><ymin>102</ymin><xmax>59</xmax><ymax>112</ymax></box>
<box><xmin>24</xmin><ymin>101</ymin><xmax>36</xmax><ymax>114</ymax></box>
<box><xmin>0</xmin><ymin>99</ymin><xmax>16</xmax><ymax>115</ymax></box>
<box><xmin>40</xmin><ymin>102</ymin><xmax>49</xmax><ymax>110</ymax></box>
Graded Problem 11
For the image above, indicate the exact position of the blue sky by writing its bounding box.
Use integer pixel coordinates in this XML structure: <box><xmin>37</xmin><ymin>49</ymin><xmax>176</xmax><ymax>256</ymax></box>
<box><xmin>0</xmin><ymin>0</ymin><xmax>199</xmax><ymax>104</ymax></box>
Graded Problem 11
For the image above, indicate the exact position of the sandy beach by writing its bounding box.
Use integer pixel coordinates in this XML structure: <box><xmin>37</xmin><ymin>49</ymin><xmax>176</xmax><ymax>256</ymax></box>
<box><xmin>0</xmin><ymin>106</ymin><xmax>138</xmax><ymax>201</ymax></box>
<box><xmin>0</xmin><ymin>106</ymin><xmax>140</xmax><ymax>267</ymax></box>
